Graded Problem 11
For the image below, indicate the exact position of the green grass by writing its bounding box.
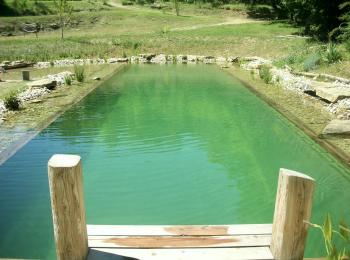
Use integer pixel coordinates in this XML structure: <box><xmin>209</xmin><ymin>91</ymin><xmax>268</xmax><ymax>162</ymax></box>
<box><xmin>0</xmin><ymin>2</ymin><xmax>350</xmax><ymax>77</ymax></box>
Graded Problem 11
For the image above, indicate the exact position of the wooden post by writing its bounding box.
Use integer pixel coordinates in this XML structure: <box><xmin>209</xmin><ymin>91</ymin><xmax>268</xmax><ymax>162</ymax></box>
<box><xmin>22</xmin><ymin>70</ymin><xmax>30</xmax><ymax>81</ymax></box>
<box><xmin>270</xmin><ymin>168</ymin><xmax>315</xmax><ymax>260</ymax></box>
<box><xmin>48</xmin><ymin>154</ymin><xmax>88</xmax><ymax>260</ymax></box>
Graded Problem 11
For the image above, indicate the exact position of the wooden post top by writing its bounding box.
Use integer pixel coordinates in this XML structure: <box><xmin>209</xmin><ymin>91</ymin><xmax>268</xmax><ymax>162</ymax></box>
<box><xmin>48</xmin><ymin>154</ymin><xmax>81</xmax><ymax>168</ymax></box>
<box><xmin>279</xmin><ymin>168</ymin><xmax>315</xmax><ymax>182</ymax></box>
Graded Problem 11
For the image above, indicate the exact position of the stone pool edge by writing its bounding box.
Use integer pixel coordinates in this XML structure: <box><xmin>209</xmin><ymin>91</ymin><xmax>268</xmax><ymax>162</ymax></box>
<box><xmin>0</xmin><ymin>64</ymin><xmax>127</xmax><ymax>166</ymax></box>
<box><xmin>225</xmin><ymin>66</ymin><xmax>350</xmax><ymax>169</ymax></box>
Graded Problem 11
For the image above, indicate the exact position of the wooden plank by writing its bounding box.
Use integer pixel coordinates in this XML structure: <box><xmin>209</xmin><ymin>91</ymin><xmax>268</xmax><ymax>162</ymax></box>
<box><xmin>87</xmin><ymin>247</ymin><xmax>274</xmax><ymax>260</ymax></box>
<box><xmin>88</xmin><ymin>235</ymin><xmax>271</xmax><ymax>248</ymax></box>
<box><xmin>87</xmin><ymin>224</ymin><xmax>272</xmax><ymax>236</ymax></box>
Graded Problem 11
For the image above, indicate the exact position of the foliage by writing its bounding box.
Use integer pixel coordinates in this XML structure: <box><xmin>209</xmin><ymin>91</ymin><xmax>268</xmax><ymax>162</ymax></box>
<box><xmin>308</xmin><ymin>214</ymin><xmax>350</xmax><ymax>260</ymax></box>
<box><xmin>74</xmin><ymin>65</ymin><xmax>85</xmax><ymax>82</ymax></box>
<box><xmin>325</xmin><ymin>43</ymin><xmax>342</xmax><ymax>64</ymax></box>
<box><xmin>303</xmin><ymin>52</ymin><xmax>321</xmax><ymax>71</ymax></box>
<box><xmin>258</xmin><ymin>65</ymin><xmax>272</xmax><ymax>84</ymax></box>
<box><xmin>64</xmin><ymin>75</ymin><xmax>72</xmax><ymax>85</ymax></box>
<box><xmin>4</xmin><ymin>91</ymin><xmax>20</xmax><ymax>111</ymax></box>
<box><xmin>122</xmin><ymin>0</ymin><xmax>134</xmax><ymax>5</ymax></box>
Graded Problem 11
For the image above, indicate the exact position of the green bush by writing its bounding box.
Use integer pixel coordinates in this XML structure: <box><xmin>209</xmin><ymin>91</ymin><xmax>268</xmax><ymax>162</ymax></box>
<box><xmin>303</xmin><ymin>52</ymin><xmax>321</xmax><ymax>71</ymax></box>
<box><xmin>64</xmin><ymin>75</ymin><xmax>72</xmax><ymax>85</ymax></box>
<box><xmin>74</xmin><ymin>65</ymin><xmax>85</xmax><ymax>83</ymax></box>
<box><xmin>325</xmin><ymin>43</ymin><xmax>342</xmax><ymax>64</ymax></box>
<box><xmin>258</xmin><ymin>65</ymin><xmax>272</xmax><ymax>84</ymax></box>
<box><xmin>4</xmin><ymin>91</ymin><xmax>20</xmax><ymax>111</ymax></box>
<box><xmin>121</xmin><ymin>0</ymin><xmax>133</xmax><ymax>5</ymax></box>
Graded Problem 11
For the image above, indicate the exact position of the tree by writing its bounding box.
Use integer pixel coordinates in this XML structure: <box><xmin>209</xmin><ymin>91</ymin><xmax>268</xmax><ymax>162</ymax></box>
<box><xmin>174</xmin><ymin>0</ymin><xmax>180</xmax><ymax>16</ymax></box>
<box><xmin>54</xmin><ymin>0</ymin><xmax>72</xmax><ymax>40</ymax></box>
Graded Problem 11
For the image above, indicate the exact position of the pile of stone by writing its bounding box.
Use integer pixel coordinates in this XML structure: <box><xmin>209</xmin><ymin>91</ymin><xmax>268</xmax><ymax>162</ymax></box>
<box><xmin>18</xmin><ymin>87</ymin><xmax>50</xmax><ymax>102</ymax></box>
<box><xmin>31</xmin><ymin>54</ymin><xmax>236</xmax><ymax>68</ymax></box>
<box><xmin>47</xmin><ymin>71</ymin><xmax>74</xmax><ymax>85</ymax></box>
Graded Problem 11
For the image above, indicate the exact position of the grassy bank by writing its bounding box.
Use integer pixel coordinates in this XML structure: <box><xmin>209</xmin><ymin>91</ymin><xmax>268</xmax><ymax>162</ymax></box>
<box><xmin>1</xmin><ymin>64</ymin><xmax>123</xmax><ymax>128</ymax></box>
<box><xmin>0</xmin><ymin>1</ymin><xmax>349</xmax><ymax>77</ymax></box>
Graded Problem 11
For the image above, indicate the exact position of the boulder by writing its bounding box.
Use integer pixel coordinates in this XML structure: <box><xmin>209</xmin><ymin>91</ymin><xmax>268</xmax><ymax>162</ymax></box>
<box><xmin>27</xmin><ymin>79</ymin><xmax>57</xmax><ymax>90</ymax></box>
<box><xmin>322</xmin><ymin>119</ymin><xmax>350</xmax><ymax>136</ymax></box>
<box><xmin>216</xmin><ymin>57</ymin><xmax>227</xmax><ymax>63</ymax></box>
<box><xmin>151</xmin><ymin>54</ymin><xmax>167</xmax><ymax>64</ymax></box>
<box><xmin>203</xmin><ymin>56</ymin><xmax>215</xmax><ymax>64</ymax></box>
<box><xmin>307</xmin><ymin>80</ymin><xmax>350</xmax><ymax>103</ymax></box>
<box><xmin>139</xmin><ymin>54</ymin><xmax>156</xmax><ymax>63</ymax></box>
<box><xmin>107</xmin><ymin>58</ymin><xmax>118</xmax><ymax>64</ymax></box>
<box><xmin>166</xmin><ymin>55</ymin><xmax>174</xmax><ymax>62</ymax></box>
<box><xmin>176</xmin><ymin>55</ymin><xmax>187</xmax><ymax>63</ymax></box>
<box><xmin>187</xmin><ymin>55</ymin><xmax>197</xmax><ymax>63</ymax></box>
<box><xmin>130</xmin><ymin>56</ymin><xmax>138</xmax><ymax>63</ymax></box>
<box><xmin>116</xmin><ymin>57</ymin><xmax>129</xmax><ymax>62</ymax></box>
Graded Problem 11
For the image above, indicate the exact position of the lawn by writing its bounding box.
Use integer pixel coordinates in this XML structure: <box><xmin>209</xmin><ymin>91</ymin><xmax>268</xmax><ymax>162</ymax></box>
<box><xmin>0</xmin><ymin>0</ymin><xmax>350</xmax><ymax>77</ymax></box>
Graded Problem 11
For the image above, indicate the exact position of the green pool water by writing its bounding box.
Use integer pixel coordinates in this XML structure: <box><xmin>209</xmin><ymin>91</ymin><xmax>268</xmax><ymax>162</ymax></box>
<box><xmin>0</xmin><ymin>64</ymin><xmax>349</xmax><ymax>259</ymax></box>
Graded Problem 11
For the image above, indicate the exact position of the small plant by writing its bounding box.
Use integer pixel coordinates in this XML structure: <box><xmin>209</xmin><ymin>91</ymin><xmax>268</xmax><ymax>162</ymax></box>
<box><xmin>308</xmin><ymin>214</ymin><xmax>350</xmax><ymax>260</ymax></box>
<box><xmin>74</xmin><ymin>65</ymin><xmax>85</xmax><ymax>83</ymax></box>
<box><xmin>303</xmin><ymin>52</ymin><xmax>321</xmax><ymax>71</ymax></box>
<box><xmin>258</xmin><ymin>65</ymin><xmax>272</xmax><ymax>84</ymax></box>
<box><xmin>325</xmin><ymin>43</ymin><xmax>342</xmax><ymax>64</ymax></box>
<box><xmin>4</xmin><ymin>91</ymin><xmax>20</xmax><ymax>111</ymax></box>
<box><xmin>64</xmin><ymin>75</ymin><xmax>72</xmax><ymax>85</ymax></box>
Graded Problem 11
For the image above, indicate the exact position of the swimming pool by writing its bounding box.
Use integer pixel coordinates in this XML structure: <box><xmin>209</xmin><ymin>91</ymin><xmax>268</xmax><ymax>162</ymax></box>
<box><xmin>0</xmin><ymin>64</ymin><xmax>349</xmax><ymax>258</ymax></box>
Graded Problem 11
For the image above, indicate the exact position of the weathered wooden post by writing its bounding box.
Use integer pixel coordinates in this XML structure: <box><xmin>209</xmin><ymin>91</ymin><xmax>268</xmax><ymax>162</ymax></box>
<box><xmin>48</xmin><ymin>154</ymin><xmax>88</xmax><ymax>260</ymax></box>
<box><xmin>270</xmin><ymin>168</ymin><xmax>315</xmax><ymax>260</ymax></box>
<box><xmin>22</xmin><ymin>70</ymin><xmax>30</xmax><ymax>81</ymax></box>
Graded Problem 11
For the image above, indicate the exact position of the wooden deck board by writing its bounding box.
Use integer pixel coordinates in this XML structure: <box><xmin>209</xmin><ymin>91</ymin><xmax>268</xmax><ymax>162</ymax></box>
<box><xmin>87</xmin><ymin>224</ymin><xmax>273</xmax><ymax>259</ymax></box>
<box><xmin>87</xmin><ymin>224</ymin><xmax>272</xmax><ymax>236</ymax></box>
<box><xmin>87</xmin><ymin>247</ymin><xmax>274</xmax><ymax>260</ymax></box>
<box><xmin>88</xmin><ymin>235</ymin><xmax>271</xmax><ymax>248</ymax></box>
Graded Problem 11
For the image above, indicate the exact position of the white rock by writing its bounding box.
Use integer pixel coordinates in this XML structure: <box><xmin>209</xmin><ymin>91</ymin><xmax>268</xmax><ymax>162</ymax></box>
<box><xmin>151</xmin><ymin>54</ymin><xmax>167</xmax><ymax>64</ymax></box>
<box><xmin>47</xmin><ymin>71</ymin><xmax>74</xmax><ymax>85</ymax></box>
<box><xmin>203</xmin><ymin>56</ymin><xmax>215</xmax><ymax>64</ymax></box>
<box><xmin>176</xmin><ymin>55</ymin><xmax>187</xmax><ymax>63</ymax></box>
<box><xmin>216</xmin><ymin>56</ymin><xmax>227</xmax><ymax>63</ymax></box>
<box><xmin>187</xmin><ymin>55</ymin><xmax>197</xmax><ymax>63</ymax></box>
<box><xmin>18</xmin><ymin>87</ymin><xmax>50</xmax><ymax>102</ymax></box>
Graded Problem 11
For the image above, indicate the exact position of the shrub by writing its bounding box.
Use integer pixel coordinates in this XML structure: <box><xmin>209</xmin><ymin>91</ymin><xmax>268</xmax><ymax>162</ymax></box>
<box><xmin>64</xmin><ymin>75</ymin><xmax>72</xmax><ymax>85</ymax></box>
<box><xmin>258</xmin><ymin>65</ymin><xmax>272</xmax><ymax>84</ymax></box>
<box><xmin>74</xmin><ymin>65</ymin><xmax>85</xmax><ymax>83</ymax></box>
<box><xmin>121</xmin><ymin>0</ymin><xmax>133</xmax><ymax>5</ymax></box>
<box><xmin>4</xmin><ymin>91</ymin><xmax>20</xmax><ymax>110</ymax></box>
<box><xmin>303</xmin><ymin>52</ymin><xmax>321</xmax><ymax>71</ymax></box>
<box><xmin>136</xmin><ymin>0</ymin><xmax>145</xmax><ymax>5</ymax></box>
<box><xmin>325</xmin><ymin>43</ymin><xmax>342</xmax><ymax>64</ymax></box>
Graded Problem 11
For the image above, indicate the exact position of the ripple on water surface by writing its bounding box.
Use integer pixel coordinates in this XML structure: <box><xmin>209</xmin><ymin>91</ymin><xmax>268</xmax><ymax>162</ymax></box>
<box><xmin>0</xmin><ymin>64</ymin><xmax>349</xmax><ymax>259</ymax></box>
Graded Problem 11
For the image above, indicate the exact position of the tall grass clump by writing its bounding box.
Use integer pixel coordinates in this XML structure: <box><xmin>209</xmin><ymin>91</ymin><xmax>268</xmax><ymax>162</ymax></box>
<box><xmin>74</xmin><ymin>65</ymin><xmax>85</xmax><ymax>83</ymax></box>
<box><xmin>4</xmin><ymin>91</ymin><xmax>20</xmax><ymax>110</ymax></box>
<box><xmin>303</xmin><ymin>52</ymin><xmax>321</xmax><ymax>71</ymax></box>
<box><xmin>325</xmin><ymin>43</ymin><xmax>342</xmax><ymax>64</ymax></box>
<box><xmin>308</xmin><ymin>214</ymin><xmax>350</xmax><ymax>259</ymax></box>
<box><xmin>258</xmin><ymin>65</ymin><xmax>272</xmax><ymax>84</ymax></box>
<box><xmin>64</xmin><ymin>75</ymin><xmax>72</xmax><ymax>85</ymax></box>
